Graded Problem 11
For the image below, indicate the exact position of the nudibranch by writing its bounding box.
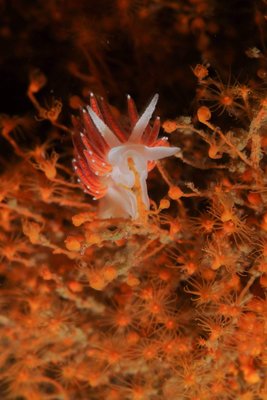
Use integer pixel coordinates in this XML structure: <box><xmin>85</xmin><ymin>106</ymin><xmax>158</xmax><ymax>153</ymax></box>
<box><xmin>72</xmin><ymin>93</ymin><xmax>179</xmax><ymax>219</ymax></box>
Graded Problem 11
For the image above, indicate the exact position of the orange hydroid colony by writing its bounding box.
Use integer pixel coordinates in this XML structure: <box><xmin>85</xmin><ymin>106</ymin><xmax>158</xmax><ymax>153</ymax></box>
<box><xmin>0</xmin><ymin>1</ymin><xmax>267</xmax><ymax>399</ymax></box>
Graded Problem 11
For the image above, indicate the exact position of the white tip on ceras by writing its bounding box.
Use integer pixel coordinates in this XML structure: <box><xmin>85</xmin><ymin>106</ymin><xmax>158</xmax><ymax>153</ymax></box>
<box><xmin>86</xmin><ymin>105</ymin><xmax>121</xmax><ymax>148</ymax></box>
<box><xmin>129</xmin><ymin>93</ymin><xmax>159</xmax><ymax>143</ymax></box>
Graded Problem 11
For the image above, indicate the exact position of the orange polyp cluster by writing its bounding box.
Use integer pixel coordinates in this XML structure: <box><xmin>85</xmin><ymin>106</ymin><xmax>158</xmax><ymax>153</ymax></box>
<box><xmin>36</xmin><ymin>152</ymin><xmax>59</xmax><ymax>180</ymax></box>
<box><xmin>65</xmin><ymin>235</ymin><xmax>82</xmax><ymax>252</ymax></box>
<box><xmin>168</xmin><ymin>186</ymin><xmax>184</xmax><ymax>200</ymax></box>
<box><xmin>191</xmin><ymin>213</ymin><xmax>215</xmax><ymax>235</ymax></box>
<box><xmin>28</xmin><ymin>69</ymin><xmax>47</xmax><ymax>95</ymax></box>
<box><xmin>193</xmin><ymin>64</ymin><xmax>209</xmax><ymax>81</ymax></box>
<box><xmin>197</xmin><ymin>105</ymin><xmax>211</xmax><ymax>123</ymax></box>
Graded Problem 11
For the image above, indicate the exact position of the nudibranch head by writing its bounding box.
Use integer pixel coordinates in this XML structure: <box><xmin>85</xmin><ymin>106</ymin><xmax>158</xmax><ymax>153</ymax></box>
<box><xmin>72</xmin><ymin>93</ymin><xmax>179</xmax><ymax>219</ymax></box>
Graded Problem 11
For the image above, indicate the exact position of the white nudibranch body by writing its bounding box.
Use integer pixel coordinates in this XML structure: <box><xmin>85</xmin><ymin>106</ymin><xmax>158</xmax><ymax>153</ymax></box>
<box><xmin>72</xmin><ymin>93</ymin><xmax>179</xmax><ymax>219</ymax></box>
